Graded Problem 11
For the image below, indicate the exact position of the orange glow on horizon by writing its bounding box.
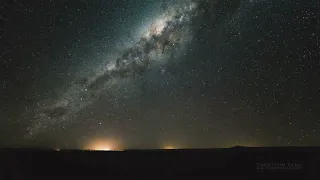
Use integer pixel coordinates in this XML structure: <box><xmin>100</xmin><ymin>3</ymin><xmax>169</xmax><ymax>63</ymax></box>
<box><xmin>163</xmin><ymin>145</ymin><xmax>176</xmax><ymax>150</ymax></box>
<box><xmin>84</xmin><ymin>139</ymin><xmax>122</xmax><ymax>151</ymax></box>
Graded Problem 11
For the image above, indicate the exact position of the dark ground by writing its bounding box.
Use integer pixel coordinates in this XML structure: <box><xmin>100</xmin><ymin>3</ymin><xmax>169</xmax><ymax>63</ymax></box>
<box><xmin>1</xmin><ymin>147</ymin><xmax>320</xmax><ymax>179</ymax></box>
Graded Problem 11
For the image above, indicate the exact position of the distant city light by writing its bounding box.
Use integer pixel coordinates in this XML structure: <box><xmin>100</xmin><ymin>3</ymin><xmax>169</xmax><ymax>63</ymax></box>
<box><xmin>163</xmin><ymin>145</ymin><xmax>175</xmax><ymax>150</ymax></box>
<box><xmin>84</xmin><ymin>138</ymin><xmax>122</xmax><ymax>151</ymax></box>
<box><xmin>92</xmin><ymin>145</ymin><xmax>112</xmax><ymax>151</ymax></box>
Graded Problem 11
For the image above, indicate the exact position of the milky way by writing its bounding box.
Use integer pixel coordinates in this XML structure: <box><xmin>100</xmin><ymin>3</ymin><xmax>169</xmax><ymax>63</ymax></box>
<box><xmin>2</xmin><ymin>0</ymin><xmax>320</xmax><ymax>148</ymax></box>
<box><xmin>25</xmin><ymin>0</ymin><xmax>213</xmax><ymax>137</ymax></box>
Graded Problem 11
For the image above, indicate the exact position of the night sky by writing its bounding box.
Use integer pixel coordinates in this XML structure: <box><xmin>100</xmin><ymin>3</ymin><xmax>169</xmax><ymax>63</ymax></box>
<box><xmin>1</xmin><ymin>0</ymin><xmax>320</xmax><ymax>150</ymax></box>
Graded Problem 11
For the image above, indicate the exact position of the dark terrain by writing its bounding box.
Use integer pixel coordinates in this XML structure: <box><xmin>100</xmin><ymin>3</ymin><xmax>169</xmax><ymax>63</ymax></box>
<box><xmin>1</xmin><ymin>146</ymin><xmax>320</xmax><ymax>179</ymax></box>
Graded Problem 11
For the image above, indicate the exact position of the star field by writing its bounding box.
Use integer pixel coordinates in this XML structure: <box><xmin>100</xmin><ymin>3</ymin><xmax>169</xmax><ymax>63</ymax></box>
<box><xmin>0</xmin><ymin>0</ymin><xmax>320</xmax><ymax>149</ymax></box>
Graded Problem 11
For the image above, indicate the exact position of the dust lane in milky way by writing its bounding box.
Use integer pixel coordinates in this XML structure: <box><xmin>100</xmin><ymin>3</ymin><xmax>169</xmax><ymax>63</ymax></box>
<box><xmin>25</xmin><ymin>0</ymin><xmax>212</xmax><ymax>137</ymax></box>
<box><xmin>3</xmin><ymin>0</ymin><xmax>319</xmax><ymax>148</ymax></box>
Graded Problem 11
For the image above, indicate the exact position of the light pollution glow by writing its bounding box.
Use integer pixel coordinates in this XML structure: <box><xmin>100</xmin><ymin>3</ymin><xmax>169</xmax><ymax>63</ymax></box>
<box><xmin>84</xmin><ymin>139</ymin><xmax>122</xmax><ymax>151</ymax></box>
<box><xmin>84</xmin><ymin>138</ymin><xmax>182</xmax><ymax>151</ymax></box>
<box><xmin>163</xmin><ymin>145</ymin><xmax>176</xmax><ymax>149</ymax></box>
